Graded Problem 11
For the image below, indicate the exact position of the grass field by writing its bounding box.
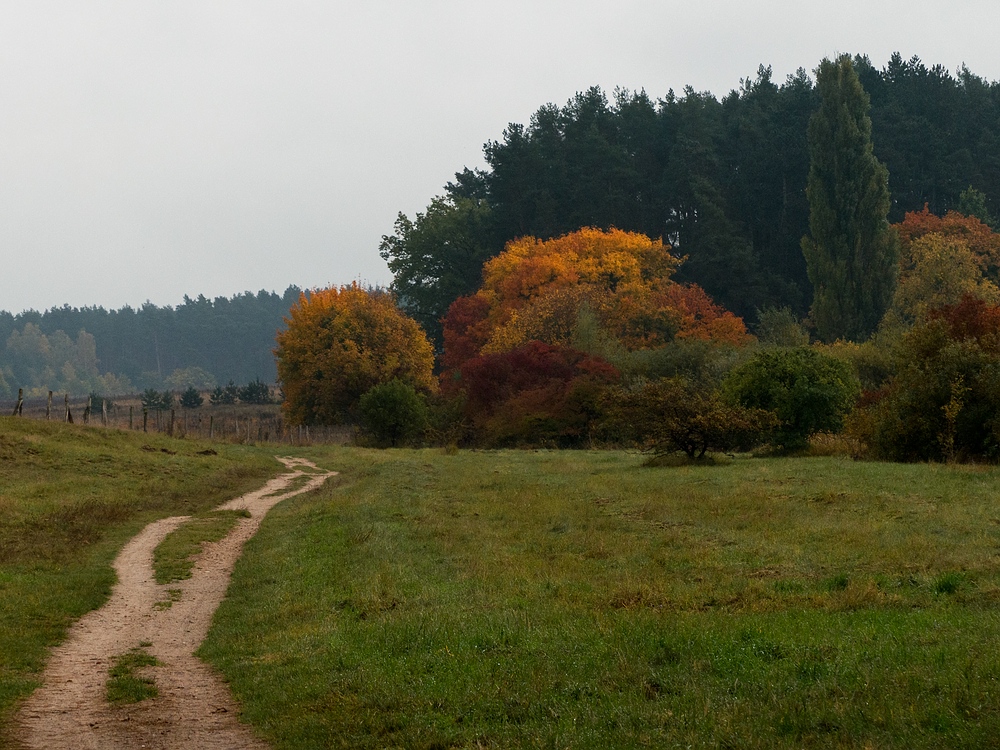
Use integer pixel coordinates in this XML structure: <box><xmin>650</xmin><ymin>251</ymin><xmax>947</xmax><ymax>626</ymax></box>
<box><xmin>199</xmin><ymin>448</ymin><xmax>1000</xmax><ymax>748</ymax></box>
<box><xmin>0</xmin><ymin>416</ymin><xmax>278</xmax><ymax>745</ymax></box>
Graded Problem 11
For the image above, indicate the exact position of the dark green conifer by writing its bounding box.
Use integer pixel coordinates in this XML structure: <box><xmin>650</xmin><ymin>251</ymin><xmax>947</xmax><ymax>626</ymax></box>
<box><xmin>802</xmin><ymin>55</ymin><xmax>899</xmax><ymax>342</ymax></box>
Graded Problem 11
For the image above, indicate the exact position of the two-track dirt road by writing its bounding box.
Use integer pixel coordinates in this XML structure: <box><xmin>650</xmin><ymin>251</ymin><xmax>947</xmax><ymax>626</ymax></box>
<box><xmin>15</xmin><ymin>457</ymin><xmax>335</xmax><ymax>750</ymax></box>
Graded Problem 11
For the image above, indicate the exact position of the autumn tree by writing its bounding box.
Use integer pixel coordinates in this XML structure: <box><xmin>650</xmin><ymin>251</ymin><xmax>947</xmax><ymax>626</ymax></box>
<box><xmin>888</xmin><ymin>233</ymin><xmax>1000</xmax><ymax>326</ymax></box>
<box><xmin>893</xmin><ymin>205</ymin><xmax>1000</xmax><ymax>282</ymax></box>
<box><xmin>274</xmin><ymin>285</ymin><xmax>435</xmax><ymax>425</ymax></box>
<box><xmin>802</xmin><ymin>55</ymin><xmax>899</xmax><ymax>342</ymax></box>
<box><xmin>441</xmin><ymin>227</ymin><xmax>750</xmax><ymax>372</ymax></box>
<box><xmin>454</xmin><ymin>341</ymin><xmax>620</xmax><ymax>447</ymax></box>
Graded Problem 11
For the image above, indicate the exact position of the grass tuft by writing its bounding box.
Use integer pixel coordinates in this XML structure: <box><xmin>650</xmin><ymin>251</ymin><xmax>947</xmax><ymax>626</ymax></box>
<box><xmin>106</xmin><ymin>646</ymin><xmax>160</xmax><ymax>704</ymax></box>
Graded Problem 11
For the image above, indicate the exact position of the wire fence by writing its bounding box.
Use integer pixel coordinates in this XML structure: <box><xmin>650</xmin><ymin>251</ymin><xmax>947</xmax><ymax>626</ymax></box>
<box><xmin>0</xmin><ymin>391</ymin><xmax>353</xmax><ymax>446</ymax></box>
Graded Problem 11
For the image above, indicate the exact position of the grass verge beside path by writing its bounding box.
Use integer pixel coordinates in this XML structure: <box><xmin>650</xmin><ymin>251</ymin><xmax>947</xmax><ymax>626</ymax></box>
<box><xmin>0</xmin><ymin>417</ymin><xmax>277</xmax><ymax>746</ymax></box>
<box><xmin>202</xmin><ymin>449</ymin><xmax>1000</xmax><ymax>748</ymax></box>
<box><xmin>154</xmin><ymin>510</ymin><xmax>251</xmax><ymax>585</ymax></box>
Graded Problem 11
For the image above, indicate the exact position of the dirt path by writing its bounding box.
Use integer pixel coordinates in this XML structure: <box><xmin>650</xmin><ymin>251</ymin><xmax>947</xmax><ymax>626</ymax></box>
<box><xmin>15</xmin><ymin>457</ymin><xmax>336</xmax><ymax>750</ymax></box>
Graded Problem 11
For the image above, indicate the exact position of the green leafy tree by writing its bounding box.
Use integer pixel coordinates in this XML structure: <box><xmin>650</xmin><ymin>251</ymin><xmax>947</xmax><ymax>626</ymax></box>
<box><xmin>801</xmin><ymin>55</ymin><xmax>899</xmax><ymax>342</ymax></box>
<box><xmin>722</xmin><ymin>347</ymin><xmax>860</xmax><ymax>450</ymax></box>
<box><xmin>379</xmin><ymin>196</ymin><xmax>496</xmax><ymax>349</ymax></box>
<box><xmin>358</xmin><ymin>379</ymin><xmax>429</xmax><ymax>447</ymax></box>
<box><xmin>958</xmin><ymin>186</ymin><xmax>996</xmax><ymax>229</ymax></box>
<box><xmin>755</xmin><ymin>306</ymin><xmax>810</xmax><ymax>347</ymax></box>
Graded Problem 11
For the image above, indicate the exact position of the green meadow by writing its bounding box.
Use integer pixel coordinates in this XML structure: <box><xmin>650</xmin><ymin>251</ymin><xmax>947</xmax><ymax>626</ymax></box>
<box><xmin>6</xmin><ymin>420</ymin><xmax>1000</xmax><ymax>747</ymax></box>
<box><xmin>203</xmin><ymin>448</ymin><xmax>1000</xmax><ymax>748</ymax></box>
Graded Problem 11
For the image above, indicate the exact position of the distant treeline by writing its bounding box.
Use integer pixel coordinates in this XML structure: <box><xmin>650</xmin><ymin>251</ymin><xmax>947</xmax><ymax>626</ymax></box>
<box><xmin>0</xmin><ymin>287</ymin><xmax>301</xmax><ymax>398</ymax></box>
<box><xmin>382</xmin><ymin>53</ymin><xmax>1000</xmax><ymax>344</ymax></box>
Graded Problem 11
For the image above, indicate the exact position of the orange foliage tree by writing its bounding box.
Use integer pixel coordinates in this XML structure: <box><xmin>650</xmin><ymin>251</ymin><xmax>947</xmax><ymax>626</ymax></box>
<box><xmin>442</xmin><ymin>227</ymin><xmax>750</xmax><ymax>369</ymax></box>
<box><xmin>275</xmin><ymin>284</ymin><xmax>435</xmax><ymax>425</ymax></box>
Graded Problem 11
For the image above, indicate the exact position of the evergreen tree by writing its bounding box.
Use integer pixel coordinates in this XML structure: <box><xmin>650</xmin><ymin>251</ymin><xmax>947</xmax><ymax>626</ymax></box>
<box><xmin>802</xmin><ymin>55</ymin><xmax>899</xmax><ymax>342</ymax></box>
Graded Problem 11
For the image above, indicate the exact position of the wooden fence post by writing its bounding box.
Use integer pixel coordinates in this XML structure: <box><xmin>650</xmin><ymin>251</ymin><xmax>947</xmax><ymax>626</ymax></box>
<box><xmin>209</xmin><ymin>415</ymin><xmax>214</xmax><ymax>440</ymax></box>
<box><xmin>65</xmin><ymin>394</ymin><xmax>72</xmax><ymax>424</ymax></box>
<box><xmin>11</xmin><ymin>389</ymin><xmax>23</xmax><ymax>417</ymax></box>
<box><xmin>101</xmin><ymin>399</ymin><xmax>107</xmax><ymax>426</ymax></box>
<box><xmin>46</xmin><ymin>391</ymin><xmax>52</xmax><ymax>420</ymax></box>
<box><xmin>168</xmin><ymin>409</ymin><xmax>175</xmax><ymax>437</ymax></box>
<box><xmin>143</xmin><ymin>408</ymin><xmax>148</xmax><ymax>433</ymax></box>
<box><xmin>129</xmin><ymin>405</ymin><xmax>134</xmax><ymax>430</ymax></box>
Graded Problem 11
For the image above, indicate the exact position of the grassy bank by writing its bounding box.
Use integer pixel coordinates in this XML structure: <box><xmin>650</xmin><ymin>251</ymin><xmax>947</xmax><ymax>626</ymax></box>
<box><xmin>201</xmin><ymin>448</ymin><xmax>1000</xmax><ymax>748</ymax></box>
<box><xmin>0</xmin><ymin>416</ymin><xmax>278</xmax><ymax>744</ymax></box>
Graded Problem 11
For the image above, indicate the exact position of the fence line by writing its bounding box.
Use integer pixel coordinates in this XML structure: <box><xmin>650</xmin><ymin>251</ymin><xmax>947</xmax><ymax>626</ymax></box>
<box><xmin>0</xmin><ymin>393</ymin><xmax>352</xmax><ymax>446</ymax></box>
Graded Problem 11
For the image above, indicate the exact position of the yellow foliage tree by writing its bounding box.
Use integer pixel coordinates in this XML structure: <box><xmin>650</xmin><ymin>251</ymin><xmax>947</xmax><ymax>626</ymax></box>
<box><xmin>889</xmin><ymin>233</ymin><xmax>1000</xmax><ymax>325</ymax></box>
<box><xmin>275</xmin><ymin>284</ymin><xmax>435</xmax><ymax>425</ymax></box>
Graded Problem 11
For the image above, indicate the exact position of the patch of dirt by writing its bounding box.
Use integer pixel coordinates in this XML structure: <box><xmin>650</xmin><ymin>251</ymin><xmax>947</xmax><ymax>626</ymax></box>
<box><xmin>14</xmin><ymin>457</ymin><xmax>336</xmax><ymax>749</ymax></box>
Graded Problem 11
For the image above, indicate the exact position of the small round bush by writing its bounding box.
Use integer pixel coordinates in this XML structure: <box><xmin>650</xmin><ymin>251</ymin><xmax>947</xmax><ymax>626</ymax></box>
<box><xmin>359</xmin><ymin>379</ymin><xmax>428</xmax><ymax>448</ymax></box>
<box><xmin>722</xmin><ymin>347</ymin><xmax>860</xmax><ymax>451</ymax></box>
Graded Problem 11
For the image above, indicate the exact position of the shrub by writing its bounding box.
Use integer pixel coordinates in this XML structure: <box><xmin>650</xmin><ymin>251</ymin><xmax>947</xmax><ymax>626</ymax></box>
<box><xmin>850</xmin><ymin>296</ymin><xmax>1000</xmax><ymax>462</ymax></box>
<box><xmin>453</xmin><ymin>341</ymin><xmax>620</xmax><ymax>447</ymax></box>
<box><xmin>358</xmin><ymin>380</ymin><xmax>428</xmax><ymax>447</ymax></box>
<box><xmin>722</xmin><ymin>347</ymin><xmax>860</xmax><ymax>451</ymax></box>
<box><xmin>604</xmin><ymin>377</ymin><xmax>776</xmax><ymax>459</ymax></box>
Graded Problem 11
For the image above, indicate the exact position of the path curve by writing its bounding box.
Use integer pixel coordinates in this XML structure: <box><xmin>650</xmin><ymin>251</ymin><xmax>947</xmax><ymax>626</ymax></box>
<box><xmin>15</xmin><ymin>456</ymin><xmax>336</xmax><ymax>750</ymax></box>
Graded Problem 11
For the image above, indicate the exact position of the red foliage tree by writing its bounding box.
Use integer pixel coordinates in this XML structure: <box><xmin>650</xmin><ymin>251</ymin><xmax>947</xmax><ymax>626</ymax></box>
<box><xmin>440</xmin><ymin>295</ymin><xmax>491</xmax><ymax>372</ymax></box>
<box><xmin>455</xmin><ymin>341</ymin><xmax>620</xmax><ymax>446</ymax></box>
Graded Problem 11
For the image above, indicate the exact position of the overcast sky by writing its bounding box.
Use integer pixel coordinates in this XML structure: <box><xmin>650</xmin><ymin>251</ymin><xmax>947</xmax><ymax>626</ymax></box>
<box><xmin>1</xmin><ymin>1</ymin><xmax>998</xmax><ymax>315</ymax></box>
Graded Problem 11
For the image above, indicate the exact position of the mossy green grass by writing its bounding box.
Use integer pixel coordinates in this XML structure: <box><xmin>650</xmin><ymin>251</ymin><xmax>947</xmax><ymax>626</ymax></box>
<box><xmin>106</xmin><ymin>645</ymin><xmax>160</xmax><ymax>704</ymax></box>
<box><xmin>153</xmin><ymin>509</ymin><xmax>250</xmax><ymax>585</ymax></box>
<box><xmin>201</xmin><ymin>448</ymin><xmax>1000</xmax><ymax>748</ymax></box>
<box><xmin>0</xmin><ymin>416</ymin><xmax>277</xmax><ymax>745</ymax></box>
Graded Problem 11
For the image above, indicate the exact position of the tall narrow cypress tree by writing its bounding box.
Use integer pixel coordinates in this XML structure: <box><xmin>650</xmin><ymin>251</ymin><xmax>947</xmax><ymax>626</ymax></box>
<box><xmin>802</xmin><ymin>55</ymin><xmax>899</xmax><ymax>342</ymax></box>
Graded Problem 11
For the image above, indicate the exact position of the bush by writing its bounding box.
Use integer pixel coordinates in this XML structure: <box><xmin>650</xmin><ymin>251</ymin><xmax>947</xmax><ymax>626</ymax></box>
<box><xmin>179</xmin><ymin>387</ymin><xmax>204</xmax><ymax>409</ymax></box>
<box><xmin>358</xmin><ymin>380</ymin><xmax>428</xmax><ymax>447</ymax></box>
<box><xmin>453</xmin><ymin>341</ymin><xmax>620</xmax><ymax>447</ymax></box>
<box><xmin>850</xmin><ymin>297</ymin><xmax>1000</xmax><ymax>462</ymax></box>
<box><xmin>604</xmin><ymin>377</ymin><xmax>776</xmax><ymax>459</ymax></box>
<box><xmin>722</xmin><ymin>347</ymin><xmax>860</xmax><ymax>451</ymax></box>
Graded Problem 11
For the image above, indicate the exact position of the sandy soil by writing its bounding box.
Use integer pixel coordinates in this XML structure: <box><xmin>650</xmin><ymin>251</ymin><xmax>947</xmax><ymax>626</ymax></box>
<box><xmin>14</xmin><ymin>457</ymin><xmax>336</xmax><ymax>750</ymax></box>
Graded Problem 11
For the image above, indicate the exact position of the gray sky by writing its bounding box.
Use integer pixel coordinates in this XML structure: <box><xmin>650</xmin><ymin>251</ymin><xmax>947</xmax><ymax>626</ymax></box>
<box><xmin>2</xmin><ymin>1</ymin><xmax>998</xmax><ymax>315</ymax></box>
